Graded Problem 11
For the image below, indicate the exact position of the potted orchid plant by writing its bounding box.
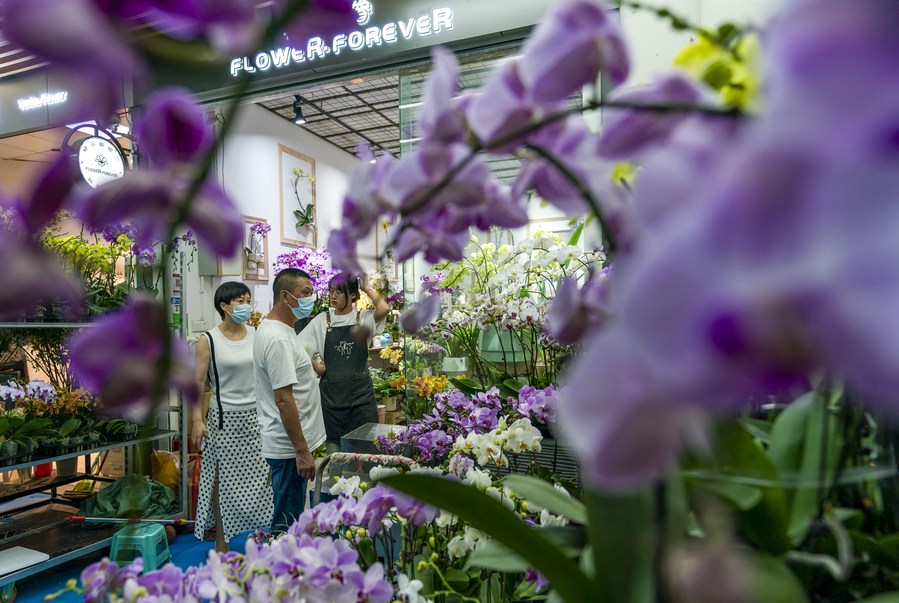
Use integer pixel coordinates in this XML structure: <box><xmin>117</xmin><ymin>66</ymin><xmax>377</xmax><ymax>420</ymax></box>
<box><xmin>245</xmin><ymin>221</ymin><xmax>271</xmax><ymax>270</ymax></box>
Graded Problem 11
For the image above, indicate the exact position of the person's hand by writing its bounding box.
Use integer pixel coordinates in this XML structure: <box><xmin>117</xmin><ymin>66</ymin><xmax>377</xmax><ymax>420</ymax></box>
<box><xmin>191</xmin><ymin>421</ymin><xmax>207</xmax><ymax>451</ymax></box>
<box><xmin>295</xmin><ymin>449</ymin><xmax>315</xmax><ymax>479</ymax></box>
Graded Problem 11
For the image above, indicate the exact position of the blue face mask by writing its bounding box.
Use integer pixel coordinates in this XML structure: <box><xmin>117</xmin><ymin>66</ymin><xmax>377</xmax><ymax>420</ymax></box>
<box><xmin>287</xmin><ymin>292</ymin><xmax>315</xmax><ymax>320</ymax></box>
<box><xmin>229</xmin><ymin>303</ymin><xmax>251</xmax><ymax>324</ymax></box>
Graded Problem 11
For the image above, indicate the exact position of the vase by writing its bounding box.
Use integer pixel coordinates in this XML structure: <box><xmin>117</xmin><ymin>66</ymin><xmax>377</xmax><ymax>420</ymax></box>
<box><xmin>56</xmin><ymin>457</ymin><xmax>78</xmax><ymax>477</ymax></box>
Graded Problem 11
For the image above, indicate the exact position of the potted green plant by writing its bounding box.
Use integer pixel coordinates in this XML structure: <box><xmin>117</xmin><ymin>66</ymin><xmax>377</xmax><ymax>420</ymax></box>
<box><xmin>103</xmin><ymin>419</ymin><xmax>140</xmax><ymax>442</ymax></box>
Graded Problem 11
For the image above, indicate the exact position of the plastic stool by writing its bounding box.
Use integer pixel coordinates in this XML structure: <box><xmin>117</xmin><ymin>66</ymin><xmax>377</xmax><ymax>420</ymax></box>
<box><xmin>109</xmin><ymin>524</ymin><xmax>171</xmax><ymax>571</ymax></box>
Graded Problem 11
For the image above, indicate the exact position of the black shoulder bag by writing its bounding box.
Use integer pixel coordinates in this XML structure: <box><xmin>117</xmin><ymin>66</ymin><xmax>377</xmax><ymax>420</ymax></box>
<box><xmin>204</xmin><ymin>332</ymin><xmax>225</xmax><ymax>430</ymax></box>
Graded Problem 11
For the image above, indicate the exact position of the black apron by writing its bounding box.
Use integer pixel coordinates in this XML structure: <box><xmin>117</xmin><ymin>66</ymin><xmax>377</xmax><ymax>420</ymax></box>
<box><xmin>320</xmin><ymin>311</ymin><xmax>378</xmax><ymax>443</ymax></box>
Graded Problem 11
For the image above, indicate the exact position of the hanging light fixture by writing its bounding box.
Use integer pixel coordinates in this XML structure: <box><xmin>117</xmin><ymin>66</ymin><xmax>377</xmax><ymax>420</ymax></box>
<box><xmin>293</xmin><ymin>95</ymin><xmax>306</xmax><ymax>125</ymax></box>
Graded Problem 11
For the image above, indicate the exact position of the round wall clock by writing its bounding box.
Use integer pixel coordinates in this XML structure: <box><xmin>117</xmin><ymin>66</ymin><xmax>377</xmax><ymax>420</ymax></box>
<box><xmin>61</xmin><ymin>123</ymin><xmax>130</xmax><ymax>188</ymax></box>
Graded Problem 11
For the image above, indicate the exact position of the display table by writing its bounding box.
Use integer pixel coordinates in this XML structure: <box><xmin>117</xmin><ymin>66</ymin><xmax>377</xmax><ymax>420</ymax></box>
<box><xmin>340</xmin><ymin>423</ymin><xmax>406</xmax><ymax>455</ymax></box>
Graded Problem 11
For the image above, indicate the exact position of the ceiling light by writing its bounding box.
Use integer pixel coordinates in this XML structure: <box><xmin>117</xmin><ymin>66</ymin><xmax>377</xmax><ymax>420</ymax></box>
<box><xmin>293</xmin><ymin>95</ymin><xmax>306</xmax><ymax>125</ymax></box>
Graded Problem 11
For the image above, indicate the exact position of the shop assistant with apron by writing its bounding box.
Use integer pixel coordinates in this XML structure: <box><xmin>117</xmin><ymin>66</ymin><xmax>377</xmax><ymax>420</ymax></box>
<box><xmin>297</xmin><ymin>276</ymin><xmax>391</xmax><ymax>450</ymax></box>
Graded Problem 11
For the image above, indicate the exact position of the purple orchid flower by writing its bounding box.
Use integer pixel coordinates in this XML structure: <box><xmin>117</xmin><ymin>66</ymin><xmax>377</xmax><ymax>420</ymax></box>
<box><xmin>134</xmin><ymin>87</ymin><xmax>214</xmax><ymax>168</ymax></box>
<box><xmin>597</xmin><ymin>71</ymin><xmax>717</xmax><ymax>159</ymax></box>
<box><xmin>69</xmin><ymin>294</ymin><xmax>199</xmax><ymax>418</ymax></box>
<box><xmin>519</xmin><ymin>0</ymin><xmax>629</xmax><ymax>100</ymax></box>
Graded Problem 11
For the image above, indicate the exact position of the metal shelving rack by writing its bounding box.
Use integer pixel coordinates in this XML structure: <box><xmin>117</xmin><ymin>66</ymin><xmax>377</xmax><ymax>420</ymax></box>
<box><xmin>0</xmin><ymin>249</ymin><xmax>191</xmax><ymax>587</ymax></box>
<box><xmin>0</xmin><ymin>429</ymin><xmax>184</xmax><ymax>587</ymax></box>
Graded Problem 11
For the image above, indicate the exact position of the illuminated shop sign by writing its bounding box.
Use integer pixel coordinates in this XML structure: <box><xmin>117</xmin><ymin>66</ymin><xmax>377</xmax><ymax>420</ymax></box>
<box><xmin>17</xmin><ymin>91</ymin><xmax>68</xmax><ymax>111</ymax></box>
<box><xmin>229</xmin><ymin>4</ymin><xmax>453</xmax><ymax>77</ymax></box>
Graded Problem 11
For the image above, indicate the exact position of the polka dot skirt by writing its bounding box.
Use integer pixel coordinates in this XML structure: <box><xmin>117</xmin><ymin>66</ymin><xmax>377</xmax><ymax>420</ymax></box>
<box><xmin>194</xmin><ymin>405</ymin><xmax>273</xmax><ymax>541</ymax></box>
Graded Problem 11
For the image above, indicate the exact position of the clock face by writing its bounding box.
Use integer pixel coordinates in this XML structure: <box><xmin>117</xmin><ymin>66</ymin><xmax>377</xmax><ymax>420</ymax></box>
<box><xmin>78</xmin><ymin>135</ymin><xmax>126</xmax><ymax>188</ymax></box>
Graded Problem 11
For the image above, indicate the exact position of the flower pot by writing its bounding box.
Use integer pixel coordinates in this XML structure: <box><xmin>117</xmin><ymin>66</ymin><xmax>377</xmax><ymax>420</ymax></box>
<box><xmin>56</xmin><ymin>457</ymin><xmax>78</xmax><ymax>477</ymax></box>
<box><xmin>380</xmin><ymin>396</ymin><xmax>399</xmax><ymax>412</ymax></box>
<box><xmin>119</xmin><ymin>425</ymin><xmax>139</xmax><ymax>441</ymax></box>
<box><xmin>0</xmin><ymin>441</ymin><xmax>18</xmax><ymax>465</ymax></box>
<box><xmin>247</xmin><ymin>252</ymin><xmax>263</xmax><ymax>271</ymax></box>
<box><xmin>33</xmin><ymin>462</ymin><xmax>53</xmax><ymax>477</ymax></box>
<box><xmin>377</xmin><ymin>404</ymin><xmax>387</xmax><ymax>424</ymax></box>
<box><xmin>16</xmin><ymin>468</ymin><xmax>31</xmax><ymax>484</ymax></box>
<box><xmin>441</xmin><ymin>356</ymin><xmax>469</xmax><ymax>377</ymax></box>
<box><xmin>477</xmin><ymin>327</ymin><xmax>523</xmax><ymax>363</ymax></box>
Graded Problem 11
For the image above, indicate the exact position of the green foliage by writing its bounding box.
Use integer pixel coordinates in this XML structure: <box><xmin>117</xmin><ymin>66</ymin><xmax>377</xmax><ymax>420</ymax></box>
<box><xmin>293</xmin><ymin>205</ymin><xmax>315</xmax><ymax>228</ymax></box>
<box><xmin>382</xmin><ymin>474</ymin><xmax>596</xmax><ymax>602</ymax></box>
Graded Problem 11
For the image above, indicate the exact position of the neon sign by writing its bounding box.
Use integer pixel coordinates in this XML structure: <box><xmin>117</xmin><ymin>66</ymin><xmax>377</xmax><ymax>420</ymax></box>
<box><xmin>17</xmin><ymin>91</ymin><xmax>68</xmax><ymax>111</ymax></box>
<box><xmin>229</xmin><ymin>6</ymin><xmax>454</xmax><ymax>77</ymax></box>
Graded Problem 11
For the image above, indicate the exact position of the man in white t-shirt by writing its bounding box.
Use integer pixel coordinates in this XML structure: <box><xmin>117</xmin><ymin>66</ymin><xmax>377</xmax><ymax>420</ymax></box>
<box><xmin>254</xmin><ymin>268</ymin><xmax>325</xmax><ymax>532</ymax></box>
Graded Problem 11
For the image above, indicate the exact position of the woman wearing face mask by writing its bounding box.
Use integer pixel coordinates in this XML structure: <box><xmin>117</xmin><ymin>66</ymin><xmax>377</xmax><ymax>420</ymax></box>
<box><xmin>191</xmin><ymin>281</ymin><xmax>273</xmax><ymax>552</ymax></box>
<box><xmin>298</xmin><ymin>274</ymin><xmax>390</xmax><ymax>458</ymax></box>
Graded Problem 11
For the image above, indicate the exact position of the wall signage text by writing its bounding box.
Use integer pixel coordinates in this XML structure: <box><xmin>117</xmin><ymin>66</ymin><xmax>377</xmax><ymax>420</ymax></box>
<box><xmin>230</xmin><ymin>6</ymin><xmax>454</xmax><ymax>77</ymax></box>
<box><xmin>17</xmin><ymin>91</ymin><xmax>68</xmax><ymax>111</ymax></box>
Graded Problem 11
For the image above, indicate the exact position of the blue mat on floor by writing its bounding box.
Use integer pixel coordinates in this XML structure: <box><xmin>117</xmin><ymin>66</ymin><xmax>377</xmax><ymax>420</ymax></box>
<box><xmin>13</xmin><ymin>530</ymin><xmax>253</xmax><ymax>603</ymax></box>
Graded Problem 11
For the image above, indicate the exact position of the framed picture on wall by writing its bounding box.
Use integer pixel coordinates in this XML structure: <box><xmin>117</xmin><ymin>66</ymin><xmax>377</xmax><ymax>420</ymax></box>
<box><xmin>278</xmin><ymin>144</ymin><xmax>317</xmax><ymax>247</ymax></box>
<box><xmin>242</xmin><ymin>215</ymin><xmax>270</xmax><ymax>281</ymax></box>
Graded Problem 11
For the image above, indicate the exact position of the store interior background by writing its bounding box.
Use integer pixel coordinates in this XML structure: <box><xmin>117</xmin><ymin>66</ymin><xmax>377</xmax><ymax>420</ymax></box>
<box><xmin>0</xmin><ymin>0</ymin><xmax>779</xmax><ymax>345</ymax></box>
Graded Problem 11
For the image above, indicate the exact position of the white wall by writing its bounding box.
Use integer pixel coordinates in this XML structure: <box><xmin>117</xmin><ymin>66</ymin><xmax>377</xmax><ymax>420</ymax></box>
<box><xmin>182</xmin><ymin>103</ymin><xmax>363</xmax><ymax>337</ymax></box>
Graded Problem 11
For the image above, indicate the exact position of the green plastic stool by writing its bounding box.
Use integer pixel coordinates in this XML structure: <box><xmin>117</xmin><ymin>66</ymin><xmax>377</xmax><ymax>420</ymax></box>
<box><xmin>109</xmin><ymin>524</ymin><xmax>171</xmax><ymax>571</ymax></box>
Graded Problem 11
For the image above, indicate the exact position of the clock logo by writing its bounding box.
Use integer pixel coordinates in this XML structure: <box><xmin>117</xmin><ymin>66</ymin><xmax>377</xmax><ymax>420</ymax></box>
<box><xmin>77</xmin><ymin>135</ymin><xmax>126</xmax><ymax>188</ymax></box>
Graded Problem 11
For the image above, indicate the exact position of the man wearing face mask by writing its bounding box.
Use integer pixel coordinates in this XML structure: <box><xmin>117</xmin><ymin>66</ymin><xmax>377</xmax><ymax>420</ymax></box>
<box><xmin>253</xmin><ymin>269</ymin><xmax>326</xmax><ymax>532</ymax></box>
<box><xmin>192</xmin><ymin>282</ymin><xmax>273</xmax><ymax>552</ymax></box>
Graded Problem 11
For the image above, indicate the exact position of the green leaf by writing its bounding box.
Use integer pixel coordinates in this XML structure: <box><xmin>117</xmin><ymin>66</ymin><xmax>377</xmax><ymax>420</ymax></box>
<box><xmin>585</xmin><ymin>489</ymin><xmax>655</xmax><ymax>603</ymax></box>
<box><xmin>769</xmin><ymin>391</ymin><xmax>839</xmax><ymax>544</ymax></box>
<box><xmin>503</xmin><ymin>475</ymin><xmax>588</xmax><ymax>524</ymax></box>
<box><xmin>59</xmin><ymin>418</ymin><xmax>83</xmax><ymax>437</ymax></box>
<box><xmin>450</xmin><ymin>377</ymin><xmax>484</xmax><ymax>395</ymax></box>
<box><xmin>687</xmin><ymin>479</ymin><xmax>762</xmax><ymax>511</ymax></box>
<box><xmin>382</xmin><ymin>474</ymin><xmax>595</xmax><ymax>602</ymax></box>
<box><xmin>738</xmin><ymin>416</ymin><xmax>772</xmax><ymax>445</ymax></box>
<box><xmin>478</xmin><ymin>574</ymin><xmax>502</xmax><ymax>603</ymax></box>
<box><xmin>446</xmin><ymin>568</ymin><xmax>470</xmax><ymax>592</ymax></box>
<box><xmin>567</xmin><ymin>222</ymin><xmax>584</xmax><ymax>247</ymax></box>
<box><xmin>467</xmin><ymin>541</ymin><xmax>531</xmax><ymax>572</ymax></box>
<box><xmin>875</xmin><ymin>534</ymin><xmax>899</xmax><ymax>568</ymax></box>
<box><xmin>833</xmin><ymin>507</ymin><xmax>864</xmax><ymax>530</ymax></box>
<box><xmin>702</xmin><ymin>421</ymin><xmax>792</xmax><ymax>554</ymax></box>
<box><xmin>749</xmin><ymin>553</ymin><xmax>808</xmax><ymax>603</ymax></box>
<box><xmin>854</xmin><ymin>593</ymin><xmax>899</xmax><ymax>603</ymax></box>
<box><xmin>768</xmin><ymin>391</ymin><xmax>817</xmax><ymax>470</ymax></box>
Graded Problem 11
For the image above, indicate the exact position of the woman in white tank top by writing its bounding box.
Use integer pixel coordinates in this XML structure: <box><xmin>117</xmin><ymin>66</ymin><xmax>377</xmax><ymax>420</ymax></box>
<box><xmin>191</xmin><ymin>282</ymin><xmax>273</xmax><ymax>552</ymax></box>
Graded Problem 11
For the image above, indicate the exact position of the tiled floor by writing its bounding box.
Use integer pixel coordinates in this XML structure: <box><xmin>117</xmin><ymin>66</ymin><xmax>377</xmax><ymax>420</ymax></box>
<box><xmin>13</xmin><ymin>530</ymin><xmax>253</xmax><ymax>603</ymax></box>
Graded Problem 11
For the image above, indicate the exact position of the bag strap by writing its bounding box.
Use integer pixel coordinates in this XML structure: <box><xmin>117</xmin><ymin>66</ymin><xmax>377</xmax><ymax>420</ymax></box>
<box><xmin>204</xmin><ymin>332</ymin><xmax>224</xmax><ymax>430</ymax></box>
